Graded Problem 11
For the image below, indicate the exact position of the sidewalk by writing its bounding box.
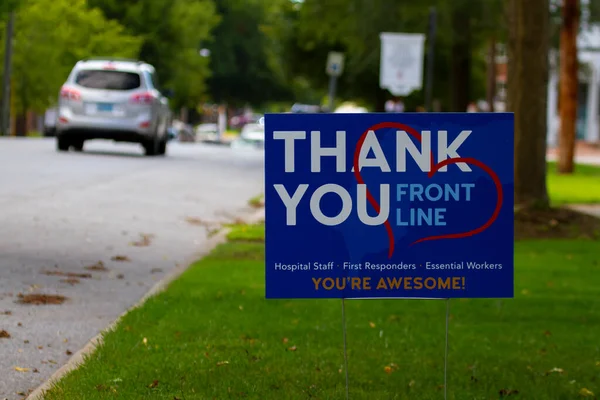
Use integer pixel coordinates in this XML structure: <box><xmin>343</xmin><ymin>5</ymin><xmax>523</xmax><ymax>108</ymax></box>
<box><xmin>547</xmin><ymin>141</ymin><xmax>600</xmax><ymax>166</ymax></box>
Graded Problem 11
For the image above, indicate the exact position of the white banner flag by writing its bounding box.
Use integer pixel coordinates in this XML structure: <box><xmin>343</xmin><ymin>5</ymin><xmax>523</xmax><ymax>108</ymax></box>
<box><xmin>379</xmin><ymin>32</ymin><xmax>426</xmax><ymax>96</ymax></box>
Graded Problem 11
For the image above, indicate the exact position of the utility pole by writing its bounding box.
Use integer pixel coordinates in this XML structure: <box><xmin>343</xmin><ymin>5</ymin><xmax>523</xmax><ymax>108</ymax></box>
<box><xmin>1</xmin><ymin>11</ymin><xmax>15</xmax><ymax>136</ymax></box>
<box><xmin>486</xmin><ymin>36</ymin><xmax>497</xmax><ymax>112</ymax></box>
<box><xmin>424</xmin><ymin>7</ymin><xmax>437</xmax><ymax>112</ymax></box>
<box><xmin>325</xmin><ymin>52</ymin><xmax>344</xmax><ymax>112</ymax></box>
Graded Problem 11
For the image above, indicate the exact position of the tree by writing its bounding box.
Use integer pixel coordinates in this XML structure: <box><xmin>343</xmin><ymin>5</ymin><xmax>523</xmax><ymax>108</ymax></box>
<box><xmin>205</xmin><ymin>0</ymin><xmax>294</xmax><ymax>108</ymax></box>
<box><xmin>557</xmin><ymin>0</ymin><xmax>580</xmax><ymax>174</ymax></box>
<box><xmin>506</xmin><ymin>0</ymin><xmax>550</xmax><ymax>208</ymax></box>
<box><xmin>0</xmin><ymin>0</ymin><xmax>141</xmax><ymax>135</ymax></box>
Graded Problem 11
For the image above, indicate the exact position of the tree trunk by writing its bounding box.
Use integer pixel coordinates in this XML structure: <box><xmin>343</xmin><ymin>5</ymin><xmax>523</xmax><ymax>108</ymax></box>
<box><xmin>450</xmin><ymin>5</ymin><xmax>471</xmax><ymax>112</ymax></box>
<box><xmin>487</xmin><ymin>36</ymin><xmax>497</xmax><ymax>112</ymax></box>
<box><xmin>15</xmin><ymin>112</ymin><xmax>26</xmax><ymax>136</ymax></box>
<box><xmin>506</xmin><ymin>0</ymin><xmax>550</xmax><ymax>208</ymax></box>
<box><xmin>557</xmin><ymin>0</ymin><xmax>580</xmax><ymax>174</ymax></box>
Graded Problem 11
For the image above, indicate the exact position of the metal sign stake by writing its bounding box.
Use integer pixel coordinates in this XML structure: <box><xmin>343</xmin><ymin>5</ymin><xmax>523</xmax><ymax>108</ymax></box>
<box><xmin>444</xmin><ymin>298</ymin><xmax>450</xmax><ymax>400</ymax></box>
<box><xmin>341</xmin><ymin>298</ymin><xmax>350</xmax><ymax>400</ymax></box>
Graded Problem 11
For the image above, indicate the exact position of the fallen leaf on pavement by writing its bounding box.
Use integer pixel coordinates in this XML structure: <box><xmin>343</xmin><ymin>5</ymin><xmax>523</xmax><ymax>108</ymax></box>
<box><xmin>33</xmin><ymin>368</ymin><xmax>39</xmax><ymax>373</ymax></box>
<box><xmin>580</xmin><ymin>388</ymin><xmax>595</xmax><ymax>397</ymax></box>
<box><xmin>24</xmin><ymin>340</ymin><xmax>29</xmax><ymax>344</ymax></box>
<box><xmin>17</xmin><ymin>322</ymin><xmax>22</xmax><ymax>327</ymax></box>
<box><xmin>0</xmin><ymin>330</ymin><xmax>10</xmax><ymax>338</ymax></box>
<box><xmin>60</xmin><ymin>278</ymin><xmax>80</xmax><ymax>285</ymax></box>
<box><xmin>2</xmin><ymin>310</ymin><xmax>12</xmax><ymax>315</ymax></box>
<box><xmin>185</xmin><ymin>216</ymin><xmax>205</xmax><ymax>226</ymax></box>
<box><xmin>116</xmin><ymin>274</ymin><xmax>125</xmax><ymax>279</ymax></box>
<box><xmin>151</xmin><ymin>268</ymin><xmax>163</xmax><ymax>274</ymax></box>
<box><xmin>28</xmin><ymin>284</ymin><xmax>42</xmax><ymax>292</ymax></box>
<box><xmin>43</xmin><ymin>270</ymin><xmax>91</xmax><ymax>279</ymax></box>
<box><xmin>16</xmin><ymin>294</ymin><xmax>67</xmax><ymax>305</ymax></box>
<box><xmin>85</xmin><ymin>261</ymin><xmax>108</xmax><ymax>272</ymax></box>
<box><xmin>66</xmin><ymin>350</ymin><xmax>73</xmax><ymax>356</ymax></box>
<box><xmin>148</xmin><ymin>380</ymin><xmax>159</xmax><ymax>388</ymax></box>
<box><xmin>130</xmin><ymin>233</ymin><xmax>154</xmax><ymax>247</ymax></box>
<box><xmin>111</xmin><ymin>255</ymin><xmax>131</xmax><ymax>262</ymax></box>
<box><xmin>14</xmin><ymin>367</ymin><xmax>30</xmax><ymax>372</ymax></box>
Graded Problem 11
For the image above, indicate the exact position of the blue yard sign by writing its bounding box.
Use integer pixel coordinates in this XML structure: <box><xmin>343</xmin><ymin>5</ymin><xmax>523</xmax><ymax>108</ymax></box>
<box><xmin>264</xmin><ymin>113</ymin><xmax>514</xmax><ymax>299</ymax></box>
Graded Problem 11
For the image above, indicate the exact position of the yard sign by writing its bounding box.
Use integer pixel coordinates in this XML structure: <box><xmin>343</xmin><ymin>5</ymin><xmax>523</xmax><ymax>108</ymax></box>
<box><xmin>264</xmin><ymin>113</ymin><xmax>514</xmax><ymax>299</ymax></box>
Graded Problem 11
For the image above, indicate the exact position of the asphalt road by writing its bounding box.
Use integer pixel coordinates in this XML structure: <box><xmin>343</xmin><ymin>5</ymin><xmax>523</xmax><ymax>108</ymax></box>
<box><xmin>0</xmin><ymin>138</ymin><xmax>264</xmax><ymax>399</ymax></box>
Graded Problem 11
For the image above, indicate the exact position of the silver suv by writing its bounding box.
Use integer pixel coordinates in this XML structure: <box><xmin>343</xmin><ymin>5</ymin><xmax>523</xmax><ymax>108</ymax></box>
<box><xmin>55</xmin><ymin>58</ymin><xmax>172</xmax><ymax>156</ymax></box>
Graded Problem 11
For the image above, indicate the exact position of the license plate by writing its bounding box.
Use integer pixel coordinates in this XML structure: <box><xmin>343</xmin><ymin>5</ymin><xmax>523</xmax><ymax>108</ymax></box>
<box><xmin>97</xmin><ymin>103</ymin><xmax>113</xmax><ymax>112</ymax></box>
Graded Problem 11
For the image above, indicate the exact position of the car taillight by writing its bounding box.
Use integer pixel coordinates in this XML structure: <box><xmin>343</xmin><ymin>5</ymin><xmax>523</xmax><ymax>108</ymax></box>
<box><xmin>130</xmin><ymin>92</ymin><xmax>154</xmax><ymax>105</ymax></box>
<box><xmin>60</xmin><ymin>87</ymin><xmax>81</xmax><ymax>101</ymax></box>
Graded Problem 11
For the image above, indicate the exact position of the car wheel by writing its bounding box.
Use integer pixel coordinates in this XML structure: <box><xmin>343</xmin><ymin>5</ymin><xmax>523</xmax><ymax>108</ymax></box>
<box><xmin>72</xmin><ymin>140</ymin><xmax>84</xmax><ymax>152</ymax></box>
<box><xmin>143</xmin><ymin>137</ymin><xmax>158</xmax><ymax>156</ymax></box>
<box><xmin>56</xmin><ymin>137</ymin><xmax>70</xmax><ymax>152</ymax></box>
<box><xmin>157</xmin><ymin>138</ymin><xmax>167</xmax><ymax>156</ymax></box>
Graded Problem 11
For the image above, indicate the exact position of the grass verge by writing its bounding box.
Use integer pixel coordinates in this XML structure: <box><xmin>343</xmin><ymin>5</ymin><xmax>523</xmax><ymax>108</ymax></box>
<box><xmin>547</xmin><ymin>162</ymin><xmax>600</xmax><ymax>205</ymax></box>
<box><xmin>43</xmin><ymin>221</ymin><xmax>600</xmax><ymax>400</ymax></box>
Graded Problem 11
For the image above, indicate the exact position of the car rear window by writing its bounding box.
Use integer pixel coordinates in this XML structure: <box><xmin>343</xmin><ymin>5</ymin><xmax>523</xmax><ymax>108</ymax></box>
<box><xmin>74</xmin><ymin>70</ymin><xmax>141</xmax><ymax>90</ymax></box>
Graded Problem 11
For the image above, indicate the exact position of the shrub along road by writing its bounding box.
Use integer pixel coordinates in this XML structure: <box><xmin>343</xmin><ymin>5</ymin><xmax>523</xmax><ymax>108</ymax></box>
<box><xmin>0</xmin><ymin>138</ymin><xmax>264</xmax><ymax>400</ymax></box>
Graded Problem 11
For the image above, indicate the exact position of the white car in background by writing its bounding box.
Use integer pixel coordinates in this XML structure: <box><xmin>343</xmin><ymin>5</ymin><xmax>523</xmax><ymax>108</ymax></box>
<box><xmin>55</xmin><ymin>57</ymin><xmax>172</xmax><ymax>156</ymax></box>
<box><xmin>195</xmin><ymin>123</ymin><xmax>219</xmax><ymax>142</ymax></box>
<box><xmin>231</xmin><ymin>122</ymin><xmax>265</xmax><ymax>150</ymax></box>
<box><xmin>240</xmin><ymin>123</ymin><xmax>264</xmax><ymax>142</ymax></box>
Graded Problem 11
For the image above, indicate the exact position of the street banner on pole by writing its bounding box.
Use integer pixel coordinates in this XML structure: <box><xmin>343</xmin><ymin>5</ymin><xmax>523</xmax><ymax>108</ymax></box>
<box><xmin>379</xmin><ymin>32</ymin><xmax>426</xmax><ymax>96</ymax></box>
<box><xmin>326</xmin><ymin>52</ymin><xmax>345</xmax><ymax>77</ymax></box>
<box><xmin>264</xmin><ymin>113</ymin><xmax>514</xmax><ymax>299</ymax></box>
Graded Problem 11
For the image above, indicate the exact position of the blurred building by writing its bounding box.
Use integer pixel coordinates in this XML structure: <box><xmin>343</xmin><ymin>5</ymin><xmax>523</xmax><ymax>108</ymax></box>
<box><xmin>547</xmin><ymin>26</ymin><xmax>600</xmax><ymax>146</ymax></box>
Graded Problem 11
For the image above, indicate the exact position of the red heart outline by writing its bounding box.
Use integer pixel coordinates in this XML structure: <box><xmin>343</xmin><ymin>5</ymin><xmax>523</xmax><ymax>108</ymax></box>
<box><xmin>353</xmin><ymin>122</ymin><xmax>503</xmax><ymax>258</ymax></box>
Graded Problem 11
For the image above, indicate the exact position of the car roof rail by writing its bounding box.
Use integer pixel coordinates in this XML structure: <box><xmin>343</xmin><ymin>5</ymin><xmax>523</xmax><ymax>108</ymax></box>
<box><xmin>81</xmin><ymin>57</ymin><xmax>146</xmax><ymax>64</ymax></box>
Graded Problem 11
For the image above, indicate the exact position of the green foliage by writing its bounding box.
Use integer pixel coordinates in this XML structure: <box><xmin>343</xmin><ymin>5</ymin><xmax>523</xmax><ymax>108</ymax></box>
<box><xmin>206</xmin><ymin>0</ymin><xmax>294</xmax><ymax>107</ymax></box>
<box><xmin>0</xmin><ymin>0</ymin><xmax>141</xmax><ymax>114</ymax></box>
<box><xmin>0</xmin><ymin>0</ymin><xmax>19</xmax><ymax>17</ymax></box>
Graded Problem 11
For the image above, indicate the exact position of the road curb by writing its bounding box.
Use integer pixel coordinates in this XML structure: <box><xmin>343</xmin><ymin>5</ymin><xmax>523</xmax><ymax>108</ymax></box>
<box><xmin>26</xmin><ymin>206</ymin><xmax>265</xmax><ymax>400</ymax></box>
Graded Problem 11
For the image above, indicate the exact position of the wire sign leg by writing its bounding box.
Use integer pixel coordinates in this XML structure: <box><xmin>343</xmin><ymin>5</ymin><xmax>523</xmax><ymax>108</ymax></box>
<box><xmin>341</xmin><ymin>298</ymin><xmax>350</xmax><ymax>400</ymax></box>
<box><xmin>444</xmin><ymin>298</ymin><xmax>450</xmax><ymax>400</ymax></box>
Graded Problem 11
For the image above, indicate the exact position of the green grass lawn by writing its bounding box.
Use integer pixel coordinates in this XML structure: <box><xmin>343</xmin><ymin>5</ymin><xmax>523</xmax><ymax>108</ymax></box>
<box><xmin>548</xmin><ymin>162</ymin><xmax>600</xmax><ymax>205</ymax></box>
<box><xmin>44</xmin><ymin>223</ymin><xmax>600</xmax><ymax>400</ymax></box>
